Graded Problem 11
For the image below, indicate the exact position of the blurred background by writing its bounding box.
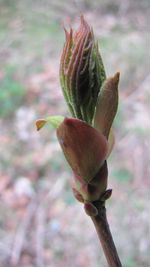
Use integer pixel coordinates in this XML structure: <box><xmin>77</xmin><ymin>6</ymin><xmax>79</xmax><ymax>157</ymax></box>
<box><xmin>0</xmin><ymin>0</ymin><xmax>150</xmax><ymax>266</ymax></box>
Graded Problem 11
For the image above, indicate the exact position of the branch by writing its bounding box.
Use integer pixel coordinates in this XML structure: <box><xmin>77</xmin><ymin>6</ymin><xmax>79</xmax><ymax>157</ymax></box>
<box><xmin>91</xmin><ymin>202</ymin><xmax>122</xmax><ymax>267</ymax></box>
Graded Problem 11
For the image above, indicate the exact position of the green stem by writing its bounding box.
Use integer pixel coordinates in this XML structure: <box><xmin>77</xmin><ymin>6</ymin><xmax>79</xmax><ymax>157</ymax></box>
<box><xmin>91</xmin><ymin>203</ymin><xmax>123</xmax><ymax>267</ymax></box>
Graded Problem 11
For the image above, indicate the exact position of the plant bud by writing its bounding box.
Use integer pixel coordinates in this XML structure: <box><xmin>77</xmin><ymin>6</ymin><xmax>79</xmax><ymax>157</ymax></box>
<box><xmin>84</xmin><ymin>202</ymin><xmax>98</xmax><ymax>217</ymax></box>
<box><xmin>73</xmin><ymin>161</ymin><xmax>108</xmax><ymax>202</ymax></box>
<box><xmin>94</xmin><ymin>72</ymin><xmax>120</xmax><ymax>138</ymax></box>
<box><xmin>56</xmin><ymin>117</ymin><xmax>108</xmax><ymax>182</ymax></box>
<box><xmin>60</xmin><ymin>16</ymin><xmax>106</xmax><ymax>123</ymax></box>
<box><xmin>72</xmin><ymin>187</ymin><xmax>84</xmax><ymax>203</ymax></box>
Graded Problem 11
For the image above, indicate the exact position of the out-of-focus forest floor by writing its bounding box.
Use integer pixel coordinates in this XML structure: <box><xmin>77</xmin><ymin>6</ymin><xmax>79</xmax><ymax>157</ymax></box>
<box><xmin>0</xmin><ymin>1</ymin><xmax>150</xmax><ymax>267</ymax></box>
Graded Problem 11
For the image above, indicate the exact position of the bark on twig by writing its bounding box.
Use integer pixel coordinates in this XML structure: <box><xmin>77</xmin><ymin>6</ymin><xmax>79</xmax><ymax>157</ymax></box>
<box><xmin>91</xmin><ymin>203</ymin><xmax>122</xmax><ymax>267</ymax></box>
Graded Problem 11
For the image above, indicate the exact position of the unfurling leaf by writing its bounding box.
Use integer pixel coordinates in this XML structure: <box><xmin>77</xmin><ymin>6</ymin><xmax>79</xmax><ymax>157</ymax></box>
<box><xmin>36</xmin><ymin>115</ymin><xmax>64</xmax><ymax>131</ymax></box>
<box><xmin>60</xmin><ymin>15</ymin><xmax>106</xmax><ymax>123</ymax></box>
<box><xmin>36</xmin><ymin>119</ymin><xmax>47</xmax><ymax>131</ymax></box>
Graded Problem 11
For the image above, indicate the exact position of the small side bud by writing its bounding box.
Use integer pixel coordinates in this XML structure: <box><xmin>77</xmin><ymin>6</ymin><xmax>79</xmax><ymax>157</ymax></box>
<box><xmin>84</xmin><ymin>202</ymin><xmax>98</xmax><ymax>217</ymax></box>
<box><xmin>73</xmin><ymin>161</ymin><xmax>108</xmax><ymax>202</ymax></box>
<box><xmin>100</xmin><ymin>189</ymin><xmax>112</xmax><ymax>202</ymax></box>
<box><xmin>94</xmin><ymin>72</ymin><xmax>120</xmax><ymax>138</ymax></box>
<box><xmin>87</xmin><ymin>161</ymin><xmax>108</xmax><ymax>201</ymax></box>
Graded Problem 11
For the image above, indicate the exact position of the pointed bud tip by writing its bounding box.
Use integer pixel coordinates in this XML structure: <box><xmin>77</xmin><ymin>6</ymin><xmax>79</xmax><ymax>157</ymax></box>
<box><xmin>79</xmin><ymin>14</ymin><xmax>91</xmax><ymax>32</ymax></box>
<box><xmin>64</xmin><ymin>27</ymin><xmax>68</xmax><ymax>38</ymax></box>
<box><xmin>64</xmin><ymin>27</ymin><xmax>72</xmax><ymax>40</ymax></box>
<box><xmin>80</xmin><ymin>14</ymin><xmax>86</xmax><ymax>24</ymax></box>
<box><xmin>113</xmin><ymin>72</ymin><xmax>120</xmax><ymax>84</ymax></box>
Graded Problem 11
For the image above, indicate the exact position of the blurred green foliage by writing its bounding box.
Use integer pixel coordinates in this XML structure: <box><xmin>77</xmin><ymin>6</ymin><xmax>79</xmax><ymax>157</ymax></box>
<box><xmin>112</xmin><ymin>168</ymin><xmax>133</xmax><ymax>183</ymax></box>
<box><xmin>125</xmin><ymin>257</ymin><xmax>137</xmax><ymax>267</ymax></box>
<box><xmin>0</xmin><ymin>65</ymin><xmax>25</xmax><ymax>117</ymax></box>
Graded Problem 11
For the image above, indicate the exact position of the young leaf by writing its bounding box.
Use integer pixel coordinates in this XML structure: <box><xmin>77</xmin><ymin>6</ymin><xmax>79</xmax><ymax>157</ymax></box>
<box><xmin>36</xmin><ymin>115</ymin><xmax>64</xmax><ymax>131</ymax></box>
